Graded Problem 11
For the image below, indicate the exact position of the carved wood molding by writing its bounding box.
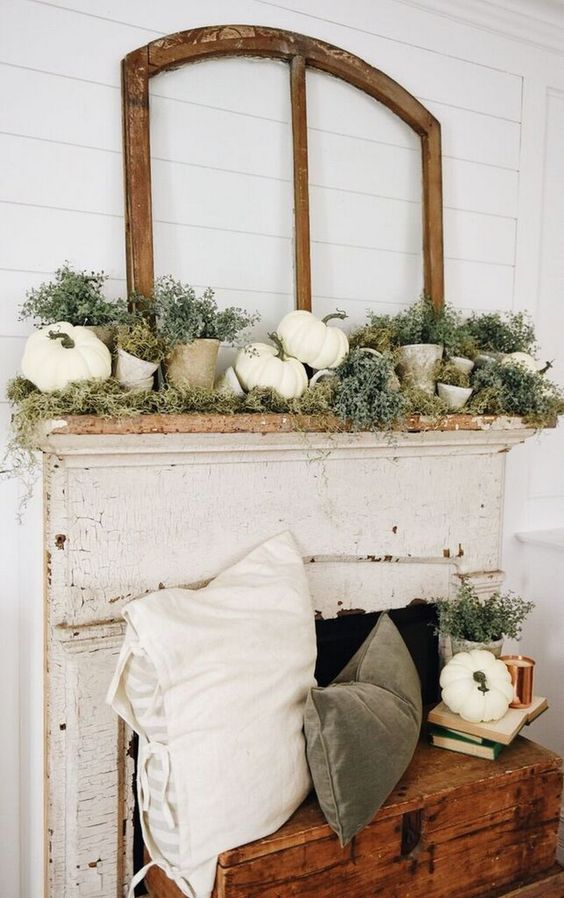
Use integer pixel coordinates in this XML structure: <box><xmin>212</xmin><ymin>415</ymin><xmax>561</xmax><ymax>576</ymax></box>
<box><xmin>122</xmin><ymin>24</ymin><xmax>445</xmax><ymax>309</ymax></box>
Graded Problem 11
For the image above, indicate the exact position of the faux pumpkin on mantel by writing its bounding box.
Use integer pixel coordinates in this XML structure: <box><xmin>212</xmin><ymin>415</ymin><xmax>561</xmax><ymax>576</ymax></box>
<box><xmin>277</xmin><ymin>310</ymin><xmax>349</xmax><ymax>370</ymax></box>
<box><xmin>21</xmin><ymin>322</ymin><xmax>111</xmax><ymax>392</ymax></box>
<box><xmin>234</xmin><ymin>334</ymin><xmax>308</xmax><ymax>399</ymax></box>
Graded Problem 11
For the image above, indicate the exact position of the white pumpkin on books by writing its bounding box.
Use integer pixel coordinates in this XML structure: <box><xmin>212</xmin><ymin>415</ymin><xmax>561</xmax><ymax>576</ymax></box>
<box><xmin>439</xmin><ymin>649</ymin><xmax>514</xmax><ymax>723</ymax></box>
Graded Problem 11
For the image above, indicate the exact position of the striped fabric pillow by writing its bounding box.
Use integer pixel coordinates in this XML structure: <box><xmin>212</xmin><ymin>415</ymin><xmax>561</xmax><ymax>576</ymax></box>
<box><xmin>122</xmin><ymin>651</ymin><xmax>180</xmax><ymax>867</ymax></box>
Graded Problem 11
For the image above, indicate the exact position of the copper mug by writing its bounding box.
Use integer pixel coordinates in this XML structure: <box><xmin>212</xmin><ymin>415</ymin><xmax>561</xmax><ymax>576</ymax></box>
<box><xmin>501</xmin><ymin>655</ymin><xmax>535</xmax><ymax>708</ymax></box>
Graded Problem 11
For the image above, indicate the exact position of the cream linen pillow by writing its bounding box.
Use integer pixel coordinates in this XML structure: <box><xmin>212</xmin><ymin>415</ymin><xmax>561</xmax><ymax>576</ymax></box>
<box><xmin>108</xmin><ymin>531</ymin><xmax>316</xmax><ymax>898</ymax></box>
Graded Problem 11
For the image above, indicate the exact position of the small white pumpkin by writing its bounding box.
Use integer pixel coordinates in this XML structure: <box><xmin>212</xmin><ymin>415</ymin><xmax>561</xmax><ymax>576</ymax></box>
<box><xmin>501</xmin><ymin>352</ymin><xmax>538</xmax><ymax>374</ymax></box>
<box><xmin>234</xmin><ymin>333</ymin><xmax>308</xmax><ymax>399</ymax></box>
<box><xmin>21</xmin><ymin>322</ymin><xmax>112</xmax><ymax>392</ymax></box>
<box><xmin>440</xmin><ymin>650</ymin><xmax>514</xmax><ymax>723</ymax></box>
<box><xmin>277</xmin><ymin>310</ymin><xmax>349</xmax><ymax>369</ymax></box>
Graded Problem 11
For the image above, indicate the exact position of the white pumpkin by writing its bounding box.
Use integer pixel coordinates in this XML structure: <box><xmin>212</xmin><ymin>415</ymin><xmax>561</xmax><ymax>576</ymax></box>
<box><xmin>440</xmin><ymin>650</ymin><xmax>514</xmax><ymax>723</ymax></box>
<box><xmin>21</xmin><ymin>322</ymin><xmax>112</xmax><ymax>392</ymax></box>
<box><xmin>234</xmin><ymin>335</ymin><xmax>308</xmax><ymax>399</ymax></box>
<box><xmin>277</xmin><ymin>310</ymin><xmax>349</xmax><ymax>369</ymax></box>
<box><xmin>501</xmin><ymin>352</ymin><xmax>538</xmax><ymax>374</ymax></box>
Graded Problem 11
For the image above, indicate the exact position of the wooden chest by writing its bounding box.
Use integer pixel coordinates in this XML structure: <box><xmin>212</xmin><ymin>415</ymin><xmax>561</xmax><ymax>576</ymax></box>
<box><xmin>146</xmin><ymin>737</ymin><xmax>563</xmax><ymax>898</ymax></box>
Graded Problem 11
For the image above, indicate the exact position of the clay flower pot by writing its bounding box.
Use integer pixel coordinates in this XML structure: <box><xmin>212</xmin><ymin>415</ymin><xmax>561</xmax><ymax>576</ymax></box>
<box><xmin>451</xmin><ymin>356</ymin><xmax>475</xmax><ymax>376</ymax></box>
<box><xmin>114</xmin><ymin>347</ymin><xmax>158</xmax><ymax>391</ymax></box>
<box><xmin>451</xmin><ymin>636</ymin><xmax>504</xmax><ymax>658</ymax></box>
<box><xmin>396</xmin><ymin>343</ymin><xmax>443</xmax><ymax>395</ymax></box>
<box><xmin>437</xmin><ymin>383</ymin><xmax>473</xmax><ymax>410</ymax></box>
<box><xmin>86</xmin><ymin>324</ymin><xmax>115</xmax><ymax>351</ymax></box>
<box><xmin>166</xmin><ymin>338</ymin><xmax>220</xmax><ymax>389</ymax></box>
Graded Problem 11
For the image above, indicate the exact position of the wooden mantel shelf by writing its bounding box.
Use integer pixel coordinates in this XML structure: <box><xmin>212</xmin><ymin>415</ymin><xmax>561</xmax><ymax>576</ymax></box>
<box><xmin>43</xmin><ymin>412</ymin><xmax>540</xmax><ymax>437</ymax></box>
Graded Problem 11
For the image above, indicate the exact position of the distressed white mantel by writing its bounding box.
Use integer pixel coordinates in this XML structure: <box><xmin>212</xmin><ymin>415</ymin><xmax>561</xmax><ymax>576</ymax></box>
<box><xmin>41</xmin><ymin>419</ymin><xmax>534</xmax><ymax>898</ymax></box>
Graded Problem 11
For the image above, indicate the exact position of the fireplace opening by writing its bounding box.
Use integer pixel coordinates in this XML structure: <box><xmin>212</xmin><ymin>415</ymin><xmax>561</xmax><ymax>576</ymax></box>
<box><xmin>131</xmin><ymin>601</ymin><xmax>439</xmax><ymax>894</ymax></box>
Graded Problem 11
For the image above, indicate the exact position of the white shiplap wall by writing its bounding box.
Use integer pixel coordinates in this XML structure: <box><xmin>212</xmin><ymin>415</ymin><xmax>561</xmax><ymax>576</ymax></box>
<box><xmin>1</xmin><ymin>1</ymin><xmax>564</xmax><ymax>895</ymax></box>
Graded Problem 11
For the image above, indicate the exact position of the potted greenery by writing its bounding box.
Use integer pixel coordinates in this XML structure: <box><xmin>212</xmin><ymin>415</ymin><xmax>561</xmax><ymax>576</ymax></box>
<box><xmin>154</xmin><ymin>276</ymin><xmax>259</xmax><ymax>389</ymax></box>
<box><xmin>434</xmin><ymin>581</ymin><xmax>535</xmax><ymax>657</ymax></box>
<box><xmin>115</xmin><ymin>319</ymin><xmax>168</xmax><ymax>391</ymax></box>
<box><xmin>354</xmin><ymin>296</ymin><xmax>462</xmax><ymax>395</ymax></box>
<box><xmin>19</xmin><ymin>263</ymin><xmax>126</xmax><ymax>348</ymax></box>
<box><xmin>436</xmin><ymin>361</ymin><xmax>473</xmax><ymax>410</ymax></box>
<box><xmin>393</xmin><ymin>296</ymin><xmax>465</xmax><ymax>394</ymax></box>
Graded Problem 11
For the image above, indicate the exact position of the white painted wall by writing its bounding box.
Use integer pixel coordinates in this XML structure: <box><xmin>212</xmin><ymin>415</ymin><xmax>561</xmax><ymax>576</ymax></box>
<box><xmin>1</xmin><ymin>0</ymin><xmax>564</xmax><ymax>894</ymax></box>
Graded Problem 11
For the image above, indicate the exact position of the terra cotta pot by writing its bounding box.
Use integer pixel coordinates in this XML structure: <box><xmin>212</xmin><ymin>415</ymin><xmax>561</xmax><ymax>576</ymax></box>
<box><xmin>166</xmin><ymin>338</ymin><xmax>220</xmax><ymax>389</ymax></box>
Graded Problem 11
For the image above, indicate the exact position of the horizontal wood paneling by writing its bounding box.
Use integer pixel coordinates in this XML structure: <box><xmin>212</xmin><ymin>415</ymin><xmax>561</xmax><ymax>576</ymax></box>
<box><xmin>17</xmin><ymin>0</ymin><xmax>522</xmax><ymax>118</ymax></box>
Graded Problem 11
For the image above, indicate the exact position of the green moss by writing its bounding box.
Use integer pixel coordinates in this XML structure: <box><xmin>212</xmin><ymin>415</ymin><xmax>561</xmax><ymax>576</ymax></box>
<box><xmin>116</xmin><ymin>320</ymin><xmax>168</xmax><ymax>363</ymax></box>
<box><xmin>436</xmin><ymin>361</ymin><xmax>470</xmax><ymax>388</ymax></box>
<box><xmin>349</xmin><ymin>318</ymin><xmax>398</xmax><ymax>354</ymax></box>
<box><xmin>402</xmin><ymin>386</ymin><xmax>449</xmax><ymax>418</ymax></box>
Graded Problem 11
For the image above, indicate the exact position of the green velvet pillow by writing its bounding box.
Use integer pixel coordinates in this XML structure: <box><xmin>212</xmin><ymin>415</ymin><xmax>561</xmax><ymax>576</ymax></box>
<box><xmin>304</xmin><ymin>612</ymin><xmax>422</xmax><ymax>846</ymax></box>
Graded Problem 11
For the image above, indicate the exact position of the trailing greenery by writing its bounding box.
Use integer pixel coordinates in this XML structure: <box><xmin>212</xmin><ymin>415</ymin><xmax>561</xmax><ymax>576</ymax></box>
<box><xmin>434</xmin><ymin>579</ymin><xmax>535</xmax><ymax>642</ymax></box>
<box><xmin>154</xmin><ymin>276</ymin><xmax>259</xmax><ymax>346</ymax></box>
<box><xmin>468</xmin><ymin>360</ymin><xmax>564</xmax><ymax>425</ymax></box>
<box><xmin>116</xmin><ymin>320</ymin><xmax>168</xmax><ymax>363</ymax></box>
<box><xmin>436</xmin><ymin>360</ymin><xmax>470</xmax><ymax>388</ymax></box>
<box><xmin>19</xmin><ymin>263</ymin><xmax>127</xmax><ymax>327</ymax></box>
<box><xmin>332</xmin><ymin>349</ymin><xmax>406</xmax><ymax>431</ymax></box>
<box><xmin>466</xmin><ymin>311</ymin><xmax>536</xmax><ymax>354</ymax></box>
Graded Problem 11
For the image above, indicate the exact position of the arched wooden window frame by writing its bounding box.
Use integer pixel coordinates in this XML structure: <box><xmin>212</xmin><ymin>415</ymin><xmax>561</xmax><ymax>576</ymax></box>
<box><xmin>122</xmin><ymin>24</ymin><xmax>445</xmax><ymax>311</ymax></box>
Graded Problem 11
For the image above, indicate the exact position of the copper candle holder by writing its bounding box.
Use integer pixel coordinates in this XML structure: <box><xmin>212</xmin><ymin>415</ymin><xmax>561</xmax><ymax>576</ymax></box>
<box><xmin>501</xmin><ymin>655</ymin><xmax>535</xmax><ymax>708</ymax></box>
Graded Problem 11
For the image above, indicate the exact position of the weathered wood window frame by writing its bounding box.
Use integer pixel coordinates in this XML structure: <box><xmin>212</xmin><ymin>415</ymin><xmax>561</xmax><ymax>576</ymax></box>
<box><xmin>122</xmin><ymin>24</ymin><xmax>445</xmax><ymax>311</ymax></box>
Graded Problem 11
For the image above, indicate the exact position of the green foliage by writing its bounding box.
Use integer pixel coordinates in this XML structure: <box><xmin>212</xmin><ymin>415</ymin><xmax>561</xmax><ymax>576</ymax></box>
<box><xmin>332</xmin><ymin>349</ymin><xmax>406</xmax><ymax>430</ymax></box>
<box><xmin>116</xmin><ymin>320</ymin><xmax>168</xmax><ymax>363</ymax></box>
<box><xmin>434</xmin><ymin>580</ymin><xmax>535</xmax><ymax>642</ymax></box>
<box><xmin>436</xmin><ymin>361</ymin><xmax>470</xmax><ymax>388</ymax></box>
<box><xmin>349</xmin><ymin>316</ymin><xmax>398</xmax><ymax>354</ymax></box>
<box><xmin>393</xmin><ymin>295</ymin><xmax>462</xmax><ymax>351</ymax></box>
<box><xmin>468</xmin><ymin>360</ymin><xmax>564</xmax><ymax>425</ymax></box>
<box><xmin>466</xmin><ymin>311</ymin><xmax>536</xmax><ymax>354</ymax></box>
<box><xmin>19</xmin><ymin>263</ymin><xmax>127</xmax><ymax>326</ymax></box>
<box><xmin>448</xmin><ymin>324</ymin><xmax>479</xmax><ymax>360</ymax></box>
<box><xmin>359</xmin><ymin>296</ymin><xmax>464</xmax><ymax>354</ymax></box>
<box><xmin>154</xmin><ymin>276</ymin><xmax>259</xmax><ymax>346</ymax></box>
<box><xmin>402</xmin><ymin>386</ymin><xmax>449</xmax><ymax>418</ymax></box>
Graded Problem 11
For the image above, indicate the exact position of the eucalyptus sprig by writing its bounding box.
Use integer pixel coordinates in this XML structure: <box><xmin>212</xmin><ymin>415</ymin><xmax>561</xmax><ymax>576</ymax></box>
<box><xmin>434</xmin><ymin>580</ymin><xmax>535</xmax><ymax>642</ymax></box>
<box><xmin>466</xmin><ymin>311</ymin><xmax>536</xmax><ymax>355</ymax></box>
<box><xmin>19</xmin><ymin>263</ymin><xmax>127</xmax><ymax>327</ymax></box>
<box><xmin>154</xmin><ymin>276</ymin><xmax>259</xmax><ymax>347</ymax></box>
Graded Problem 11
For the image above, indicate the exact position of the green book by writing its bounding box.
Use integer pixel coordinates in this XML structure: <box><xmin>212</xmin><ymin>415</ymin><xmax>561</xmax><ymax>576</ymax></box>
<box><xmin>430</xmin><ymin>725</ymin><xmax>504</xmax><ymax>760</ymax></box>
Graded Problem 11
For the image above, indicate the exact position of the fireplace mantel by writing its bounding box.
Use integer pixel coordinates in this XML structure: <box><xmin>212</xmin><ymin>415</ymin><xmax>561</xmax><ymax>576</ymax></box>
<box><xmin>41</xmin><ymin>414</ymin><xmax>536</xmax><ymax>897</ymax></box>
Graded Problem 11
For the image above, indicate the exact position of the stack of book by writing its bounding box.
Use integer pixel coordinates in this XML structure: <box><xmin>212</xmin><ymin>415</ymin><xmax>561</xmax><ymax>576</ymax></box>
<box><xmin>428</xmin><ymin>695</ymin><xmax>548</xmax><ymax>759</ymax></box>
